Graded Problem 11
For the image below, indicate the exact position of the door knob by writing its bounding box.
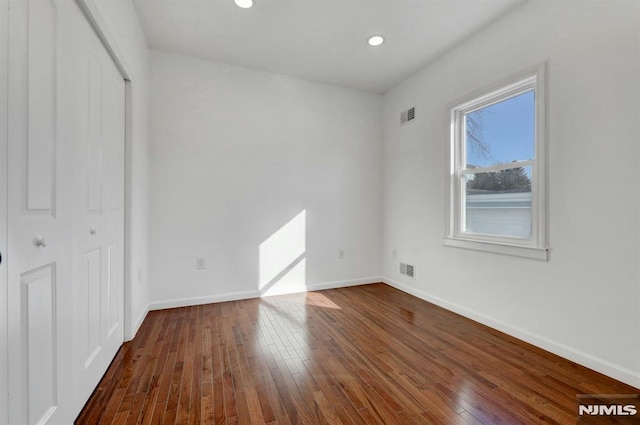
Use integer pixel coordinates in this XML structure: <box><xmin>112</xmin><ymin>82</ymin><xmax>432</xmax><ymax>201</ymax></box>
<box><xmin>34</xmin><ymin>237</ymin><xmax>47</xmax><ymax>248</ymax></box>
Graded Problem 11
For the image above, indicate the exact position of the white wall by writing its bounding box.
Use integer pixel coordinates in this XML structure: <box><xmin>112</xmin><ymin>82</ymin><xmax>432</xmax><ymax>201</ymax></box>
<box><xmin>382</xmin><ymin>0</ymin><xmax>640</xmax><ymax>387</ymax></box>
<box><xmin>149</xmin><ymin>50</ymin><xmax>382</xmax><ymax>307</ymax></box>
<box><xmin>91</xmin><ymin>0</ymin><xmax>150</xmax><ymax>339</ymax></box>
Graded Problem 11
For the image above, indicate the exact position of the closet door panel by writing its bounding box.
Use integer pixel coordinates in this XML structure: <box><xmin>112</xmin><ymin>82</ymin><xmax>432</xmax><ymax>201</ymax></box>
<box><xmin>71</xmin><ymin>7</ymin><xmax>125</xmax><ymax>409</ymax></box>
<box><xmin>7</xmin><ymin>1</ymin><xmax>70</xmax><ymax>424</ymax></box>
<box><xmin>21</xmin><ymin>265</ymin><xmax>57</xmax><ymax>425</ymax></box>
<box><xmin>25</xmin><ymin>0</ymin><xmax>57</xmax><ymax>213</ymax></box>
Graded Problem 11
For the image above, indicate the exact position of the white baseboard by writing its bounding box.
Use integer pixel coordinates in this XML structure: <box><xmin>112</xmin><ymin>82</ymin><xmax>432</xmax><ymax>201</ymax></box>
<box><xmin>149</xmin><ymin>289</ymin><xmax>261</xmax><ymax>311</ymax></box>
<box><xmin>148</xmin><ymin>277</ymin><xmax>383</xmax><ymax>312</ymax></box>
<box><xmin>382</xmin><ymin>277</ymin><xmax>640</xmax><ymax>390</ymax></box>
<box><xmin>306</xmin><ymin>276</ymin><xmax>382</xmax><ymax>292</ymax></box>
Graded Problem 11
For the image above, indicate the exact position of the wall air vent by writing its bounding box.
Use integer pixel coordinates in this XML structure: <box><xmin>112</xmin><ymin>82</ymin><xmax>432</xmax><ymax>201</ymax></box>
<box><xmin>400</xmin><ymin>263</ymin><xmax>415</xmax><ymax>278</ymax></box>
<box><xmin>401</xmin><ymin>107</ymin><xmax>416</xmax><ymax>126</ymax></box>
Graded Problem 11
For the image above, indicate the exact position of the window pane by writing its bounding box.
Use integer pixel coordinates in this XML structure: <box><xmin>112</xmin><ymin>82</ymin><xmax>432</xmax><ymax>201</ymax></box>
<box><xmin>465</xmin><ymin>90</ymin><xmax>534</xmax><ymax>168</ymax></box>
<box><xmin>463</xmin><ymin>166</ymin><xmax>532</xmax><ymax>238</ymax></box>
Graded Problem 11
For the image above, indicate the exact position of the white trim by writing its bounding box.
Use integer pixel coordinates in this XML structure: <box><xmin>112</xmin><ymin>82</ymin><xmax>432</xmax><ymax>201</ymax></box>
<box><xmin>445</xmin><ymin>62</ymin><xmax>548</xmax><ymax>259</ymax></box>
<box><xmin>306</xmin><ymin>276</ymin><xmax>381</xmax><ymax>292</ymax></box>
<box><xmin>74</xmin><ymin>0</ymin><xmax>132</xmax><ymax>81</ymax></box>
<box><xmin>148</xmin><ymin>277</ymin><xmax>382</xmax><ymax>311</ymax></box>
<box><xmin>382</xmin><ymin>277</ymin><xmax>640</xmax><ymax>390</ymax></box>
<box><xmin>122</xmin><ymin>82</ymin><xmax>135</xmax><ymax>341</ymax></box>
<box><xmin>443</xmin><ymin>237</ymin><xmax>548</xmax><ymax>261</ymax></box>
<box><xmin>149</xmin><ymin>290</ymin><xmax>262</xmax><ymax>311</ymax></box>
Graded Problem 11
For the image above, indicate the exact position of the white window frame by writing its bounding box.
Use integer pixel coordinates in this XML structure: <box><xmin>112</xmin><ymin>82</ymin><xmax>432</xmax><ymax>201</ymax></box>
<box><xmin>444</xmin><ymin>63</ymin><xmax>548</xmax><ymax>261</ymax></box>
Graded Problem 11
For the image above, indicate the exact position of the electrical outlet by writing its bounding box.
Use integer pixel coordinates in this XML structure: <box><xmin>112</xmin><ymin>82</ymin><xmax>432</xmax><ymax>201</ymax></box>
<box><xmin>196</xmin><ymin>258</ymin><xmax>205</xmax><ymax>270</ymax></box>
<box><xmin>338</xmin><ymin>249</ymin><xmax>345</xmax><ymax>260</ymax></box>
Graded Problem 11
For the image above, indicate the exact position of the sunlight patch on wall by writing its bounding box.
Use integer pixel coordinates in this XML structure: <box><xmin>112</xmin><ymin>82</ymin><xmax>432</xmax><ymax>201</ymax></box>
<box><xmin>259</xmin><ymin>210</ymin><xmax>306</xmax><ymax>297</ymax></box>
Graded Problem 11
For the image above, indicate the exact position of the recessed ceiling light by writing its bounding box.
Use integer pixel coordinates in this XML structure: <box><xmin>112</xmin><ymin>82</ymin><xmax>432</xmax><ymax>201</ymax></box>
<box><xmin>235</xmin><ymin>0</ymin><xmax>253</xmax><ymax>9</ymax></box>
<box><xmin>368</xmin><ymin>35</ymin><xmax>384</xmax><ymax>47</ymax></box>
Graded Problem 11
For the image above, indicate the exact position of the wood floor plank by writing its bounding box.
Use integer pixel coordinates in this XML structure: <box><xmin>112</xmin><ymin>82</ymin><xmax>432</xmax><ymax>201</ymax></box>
<box><xmin>76</xmin><ymin>284</ymin><xmax>639</xmax><ymax>425</ymax></box>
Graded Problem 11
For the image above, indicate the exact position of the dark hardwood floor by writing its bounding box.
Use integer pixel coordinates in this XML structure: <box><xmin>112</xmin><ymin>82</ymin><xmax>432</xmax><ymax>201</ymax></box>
<box><xmin>75</xmin><ymin>283</ymin><xmax>639</xmax><ymax>425</ymax></box>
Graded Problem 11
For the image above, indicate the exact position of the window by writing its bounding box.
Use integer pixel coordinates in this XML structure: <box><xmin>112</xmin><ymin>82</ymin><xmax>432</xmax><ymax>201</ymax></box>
<box><xmin>444</xmin><ymin>64</ymin><xmax>548</xmax><ymax>260</ymax></box>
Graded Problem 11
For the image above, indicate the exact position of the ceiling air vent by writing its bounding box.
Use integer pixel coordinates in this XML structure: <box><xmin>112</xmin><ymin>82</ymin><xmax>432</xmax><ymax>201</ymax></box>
<box><xmin>401</xmin><ymin>106</ymin><xmax>416</xmax><ymax>126</ymax></box>
<box><xmin>400</xmin><ymin>263</ymin><xmax>415</xmax><ymax>278</ymax></box>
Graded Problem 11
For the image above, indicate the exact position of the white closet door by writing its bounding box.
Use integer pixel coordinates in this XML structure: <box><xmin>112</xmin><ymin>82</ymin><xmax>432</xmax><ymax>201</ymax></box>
<box><xmin>7</xmin><ymin>1</ymin><xmax>75</xmax><ymax>423</ymax></box>
<box><xmin>7</xmin><ymin>0</ymin><xmax>126</xmax><ymax>423</ymax></box>
<box><xmin>72</xmin><ymin>18</ymin><xmax>125</xmax><ymax>407</ymax></box>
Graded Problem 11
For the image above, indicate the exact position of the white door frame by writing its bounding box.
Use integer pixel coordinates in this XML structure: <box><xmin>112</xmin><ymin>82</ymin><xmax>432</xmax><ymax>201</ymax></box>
<box><xmin>74</xmin><ymin>0</ymin><xmax>137</xmax><ymax>341</ymax></box>
<box><xmin>0</xmin><ymin>0</ymin><xmax>9</xmax><ymax>423</ymax></box>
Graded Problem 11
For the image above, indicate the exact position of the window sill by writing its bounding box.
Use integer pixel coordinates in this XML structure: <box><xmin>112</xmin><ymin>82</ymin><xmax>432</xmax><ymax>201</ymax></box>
<box><xmin>443</xmin><ymin>237</ymin><xmax>549</xmax><ymax>261</ymax></box>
